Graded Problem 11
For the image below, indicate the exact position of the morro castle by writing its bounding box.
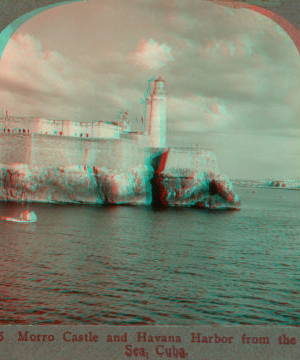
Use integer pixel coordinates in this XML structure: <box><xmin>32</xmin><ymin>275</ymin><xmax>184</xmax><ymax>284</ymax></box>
<box><xmin>0</xmin><ymin>77</ymin><xmax>218</xmax><ymax>174</ymax></box>
<box><xmin>0</xmin><ymin>78</ymin><xmax>241</xmax><ymax>209</ymax></box>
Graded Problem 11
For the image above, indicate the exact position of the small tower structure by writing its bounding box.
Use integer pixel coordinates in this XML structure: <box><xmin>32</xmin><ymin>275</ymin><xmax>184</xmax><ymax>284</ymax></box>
<box><xmin>143</xmin><ymin>76</ymin><xmax>166</xmax><ymax>148</ymax></box>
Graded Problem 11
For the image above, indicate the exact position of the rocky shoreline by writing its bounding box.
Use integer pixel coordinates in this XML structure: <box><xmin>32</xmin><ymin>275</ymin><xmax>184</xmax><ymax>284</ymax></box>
<box><xmin>0</xmin><ymin>163</ymin><xmax>241</xmax><ymax>210</ymax></box>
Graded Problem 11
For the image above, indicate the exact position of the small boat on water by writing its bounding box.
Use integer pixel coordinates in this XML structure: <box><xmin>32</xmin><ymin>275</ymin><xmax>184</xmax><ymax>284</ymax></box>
<box><xmin>1</xmin><ymin>210</ymin><xmax>37</xmax><ymax>223</ymax></box>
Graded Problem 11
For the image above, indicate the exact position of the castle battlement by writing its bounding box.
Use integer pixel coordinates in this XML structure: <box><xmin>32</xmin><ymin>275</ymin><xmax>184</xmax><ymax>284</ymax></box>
<box><xmin>0</xmin><ymin>117</ymin><xmax>124</xmax><ymax>139</ymax></box>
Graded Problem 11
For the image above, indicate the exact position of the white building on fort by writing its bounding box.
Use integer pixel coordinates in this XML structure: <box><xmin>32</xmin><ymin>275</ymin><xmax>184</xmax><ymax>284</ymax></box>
<box><xmin>0</xmin><ymin>77</ymin><xmax>167</xmax><ymax>149</ymax></box>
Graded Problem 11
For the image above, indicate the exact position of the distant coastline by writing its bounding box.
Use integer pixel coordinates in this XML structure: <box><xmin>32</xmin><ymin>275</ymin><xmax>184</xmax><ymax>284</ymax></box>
<box><xmin>232</xmin><ymin>179</ymin><xmax>300</xmax><ymax>190</ymax></box>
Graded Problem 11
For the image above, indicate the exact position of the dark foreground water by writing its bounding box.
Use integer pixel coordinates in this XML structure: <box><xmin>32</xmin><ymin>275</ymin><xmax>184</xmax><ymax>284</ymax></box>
<box><xmin>0</xmin><ymin>187</ymin><xmax>299</xmax><ymax>325</ymax></box>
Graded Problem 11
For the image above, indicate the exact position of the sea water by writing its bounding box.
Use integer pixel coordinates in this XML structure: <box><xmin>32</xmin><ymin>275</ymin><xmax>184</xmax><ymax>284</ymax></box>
<box><xmin>0</xmin><ymin>187</ymin><xmax>299</xmax><ymax>325</ymax></box>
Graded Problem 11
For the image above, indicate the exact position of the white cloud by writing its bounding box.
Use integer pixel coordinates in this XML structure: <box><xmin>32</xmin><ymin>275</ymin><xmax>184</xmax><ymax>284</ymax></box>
<box><xmin>129</xmin><ymin>38</ymin><xmax>174</xmax><ymax>70</ymax></box>
<box><xmin>0</xmin><ymin>33</ymin><xmax>96</xmax><ymax>121</ymax></box>
<box><xmin>0</xmin><ymin>33</ymin><xmax>73</xmax><ymax>97</ymax></box>
<box><xmin>167</xmin><ymin>94</ymin><xmax>231</xmax><ymax>133</ymax></box>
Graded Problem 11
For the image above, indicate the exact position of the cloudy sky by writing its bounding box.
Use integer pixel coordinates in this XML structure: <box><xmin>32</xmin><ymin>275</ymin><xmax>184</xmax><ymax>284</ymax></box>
<box><xmin>0</xmin><ymin>0</ymin><xmax>299</xmax><ymax>179</ymax></box>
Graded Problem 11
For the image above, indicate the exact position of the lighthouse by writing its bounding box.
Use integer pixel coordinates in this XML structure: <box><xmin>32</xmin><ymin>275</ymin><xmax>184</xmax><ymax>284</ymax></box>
<box><xmin>143</xmin><ymin>76</ymin><xmax>166</xmax><ymax>148</ymax></box>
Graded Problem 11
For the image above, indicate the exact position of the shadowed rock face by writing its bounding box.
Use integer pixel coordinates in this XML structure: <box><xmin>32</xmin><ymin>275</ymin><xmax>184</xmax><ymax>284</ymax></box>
<box><xmin>152</xmin><ymin>171</ymin><xmax>241</xmax><ymax>210</ymax></box>
<box><xmin>149</xmin><ymin>148</ymin><xmax>241</xmax><ymax>210</ymax></box>
<box><xmin>0</xmin><ymin>163</ymin><xmax>241</xmax><ymax>210</ymax></box>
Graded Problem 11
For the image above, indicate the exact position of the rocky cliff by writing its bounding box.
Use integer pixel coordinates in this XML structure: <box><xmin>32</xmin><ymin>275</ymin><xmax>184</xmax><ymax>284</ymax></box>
<box><xmin>0</xmin><ymin>162</ymin><xmax>241</xmax><ymax>209</ymax></box>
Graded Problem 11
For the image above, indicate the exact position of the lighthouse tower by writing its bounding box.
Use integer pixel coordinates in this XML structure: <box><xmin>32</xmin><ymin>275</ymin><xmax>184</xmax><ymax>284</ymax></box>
<box><xmin>143</xmin><ymin>76</ymin><xmax>166</xmax><ymax>148</ymax></box>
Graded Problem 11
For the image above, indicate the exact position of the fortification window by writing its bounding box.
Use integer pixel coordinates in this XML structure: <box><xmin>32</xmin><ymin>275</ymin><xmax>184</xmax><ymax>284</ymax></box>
<box><xmin>8</xmin><ymin>129</ymin><xmax>10</xmax><ymax>132</ymax></box>
<box><xmin>23</xmin><ymin>129</ymin><xmax>25</xmax><ymax>133</ymax></box>
<box><xmin>3</xmin><ymin>129</ymin><xmax>5</xmax><ymax>132</ymax></box>
<box><xmin>19</xmin><ymin>129</ymin><xmax>21</xmax><ymax>132</ymax></box>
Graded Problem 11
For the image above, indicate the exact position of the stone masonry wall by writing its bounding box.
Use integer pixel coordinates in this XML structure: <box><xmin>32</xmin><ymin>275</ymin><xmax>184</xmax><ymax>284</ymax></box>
<box><xmin>0</xmin><ymin>133</ymin><xmax>149</xmax><ymax>170</ymax></box>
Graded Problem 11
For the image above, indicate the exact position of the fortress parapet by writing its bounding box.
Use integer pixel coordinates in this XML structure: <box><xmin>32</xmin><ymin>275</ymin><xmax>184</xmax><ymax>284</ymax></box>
<box><xmin>163</xmin><ymin>147</ymin><xmax>219</xmax><ymax>175</ymax></box>
<box><xmin>0</xmin><ymin>117</ymin><xmax>122</xmax><ymax>139</ymax></box>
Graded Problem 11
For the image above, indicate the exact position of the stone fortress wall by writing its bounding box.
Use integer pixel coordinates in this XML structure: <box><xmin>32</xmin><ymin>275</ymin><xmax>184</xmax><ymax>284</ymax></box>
<box><xmin>0</xmin><ymin>116</ymin><xmax>147</xmax><ymax>169</ymax></box>
<box><xmin>0</xmin><ymin>121</ymin><xmax>219</xmax><ymax>174</ymax></box>
<box><xmin>0</xmin><ymin>132</ymin><xmax>149</xmax><ymax>170</ymax></box>
<box><xmin>0</xmin><ymin>131</ymin><xmax>218</xmax><ymax>174</ymax></box>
